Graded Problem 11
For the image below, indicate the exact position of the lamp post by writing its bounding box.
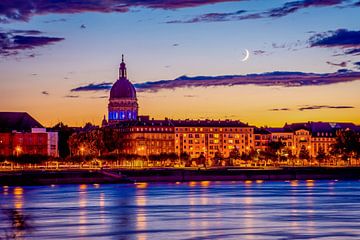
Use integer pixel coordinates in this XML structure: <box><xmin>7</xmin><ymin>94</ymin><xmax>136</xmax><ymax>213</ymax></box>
<box><xmin>80</xmin><ymin>146</ymin><xmax>85</xmax><ymax>156</ymax></box>
<box><xmin>15</xmin><ymin>146</ymin><xmax>22</xmax><ymax>157</ymax></box>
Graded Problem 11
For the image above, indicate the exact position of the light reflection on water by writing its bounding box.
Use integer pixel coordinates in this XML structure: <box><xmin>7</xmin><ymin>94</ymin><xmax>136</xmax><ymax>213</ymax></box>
<box><xmin>1</xmin><ymin>180</ymin><xmax>360</xmax><ymax>239</ymax></box>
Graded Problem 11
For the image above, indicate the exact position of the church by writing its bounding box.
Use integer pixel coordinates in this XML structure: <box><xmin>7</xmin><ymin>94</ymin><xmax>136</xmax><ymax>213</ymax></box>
<box><xmin>107</xmin><ymin>55</ymin><xmax>138</xmax><ymax>124</ymax></box>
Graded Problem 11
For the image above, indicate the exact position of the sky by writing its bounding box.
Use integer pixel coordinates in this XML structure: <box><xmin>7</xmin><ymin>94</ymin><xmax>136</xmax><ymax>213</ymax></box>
<box><xmin>0</xmin><ymin>0</ymin><xmax>359</xmax><ymax>127</ymax></box>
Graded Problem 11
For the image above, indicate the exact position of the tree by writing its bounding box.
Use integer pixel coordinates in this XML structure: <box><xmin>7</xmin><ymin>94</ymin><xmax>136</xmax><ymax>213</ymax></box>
<box><xmin>51</xmin><ymin>122</ymin><xmax>77</xmax><ymax>158</ymax></box>
<box><xmin>180</xmin><ymin>152</ymin><xmax>191</xmax><ymax>166</ymax></box>
<box><xmin>102</xmin><ymin>127</ymin><xmax>125</xmax><ymax>153</ymax></box>
<box><xmin>316</xmin><ymin>147</ymin><xmax>327</xmax><ymax>165</ymax></box>
<box><xmin>213</xmin><ymin>150</ymin><xmax>224</xmax><ymax>166</ymax></box>
<box><xmin>229</xmin><ymin>148</ymin><xmax>241</xmax><ymax>160</ymax></box>
<box><xmin>268</xmin><ymin>140</ymin><xmax>286</xmax><ymax>162</ymax></box>
<box><xmin>299</xmin><ymin>145</ymin><xmax>310</xmax><ymax>161</ymax></box>
<box><xmin>331</xmin><ymin>129</ymin><xmax>360</xmax><ymax>163</ymax></box>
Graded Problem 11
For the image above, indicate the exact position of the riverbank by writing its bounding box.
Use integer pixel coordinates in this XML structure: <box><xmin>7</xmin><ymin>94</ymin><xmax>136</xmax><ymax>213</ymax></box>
<box><xmin>121</xmin><ymin>167</ymin><xmax>360</xmax><ymax>182</ymax></box>
<box><xmin>1</xmin><ymin>167</ymin><xmax>360</xmax><ymax>185</ymax></box>
<box><xmin>0</xmin><ymin>170</ymin><xmax>133</xmax><ymax>186</ymax></box>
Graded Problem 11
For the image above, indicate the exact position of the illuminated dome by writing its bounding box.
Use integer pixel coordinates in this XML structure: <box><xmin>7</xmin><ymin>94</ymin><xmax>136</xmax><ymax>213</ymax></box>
<box><xmin>110</xmin><ymin>78</ymin><xmax>136</xmax><ymax>99</ymax></box>
<box><xmin>108</xmin><ymin>55</ymin><xmax>138</xmax><ymax>123</ymax></box>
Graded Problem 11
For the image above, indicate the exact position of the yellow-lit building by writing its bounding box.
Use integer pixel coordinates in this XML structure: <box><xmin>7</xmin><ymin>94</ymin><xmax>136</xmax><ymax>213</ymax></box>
<box><xmin>120</xmin><ymin>117</ymin><xmax>175</xmax><ymax>156</ymax></box>
<box><xmin>173</xmin><ymin>120</ymin><xmax>254</xmax><ymax>159</ymax></box>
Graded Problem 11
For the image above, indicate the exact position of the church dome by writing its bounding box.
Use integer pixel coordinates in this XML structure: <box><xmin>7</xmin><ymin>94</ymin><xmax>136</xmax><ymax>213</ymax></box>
<box><xmin>110</xmin><ymin>78</ymin><xmax>136</xmax><ymax>99</ymax></box>
<box><xmin>109</xmin><ymin>55</ymin><xmax>137</xmax><ymax>100</ymax></box>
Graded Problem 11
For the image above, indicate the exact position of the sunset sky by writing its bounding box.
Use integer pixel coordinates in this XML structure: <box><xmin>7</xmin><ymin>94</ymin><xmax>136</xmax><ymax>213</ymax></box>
<box><xmin>1</xmin><ymin>0</ymin><xmax>359</xmax><ymax>127</ymax></box>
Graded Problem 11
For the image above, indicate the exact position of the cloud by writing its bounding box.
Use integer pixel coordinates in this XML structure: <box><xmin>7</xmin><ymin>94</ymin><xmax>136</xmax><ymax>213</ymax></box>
<box><xmin>326</xmin><ymin>61</ymin><xmax>348</xmax><ymax>67</ymax></box>
<box><xmin>353</xmin><ymin>1</ymin><xmax>360</xmax><ymax>6</ymax></box>
<box><xmin>269</xmin><ymin>108</ymin><xmax>291</xmax><ymax>111</ymax></box>
<box><xmin>298</xmin><ymin>105</ymin><xmax>354</xmax><ymax>111</ymax></box>
<box><xmin>253</xmin><ymin>50</ymin><xmax>267</xmax><ymax>55</ymax></box>
<box><xmin>166</xmin><ymin>0</ymin><xmax>349</xmax><ymax>24</ymax></box>
<box><xmin>133</xmin><ymin>70</ymin><xmax>360</xmax><ymax>92</ymax></box>
<box><xmin>41</xmin><ymin>91</ymin><xmax>49</xmax><ymax>95</ymax></box>
<box><xmin>0</xmin><ymin>0</ymin><xmax>241</xmax><ymax>22</ymax></box>
<box><xmin>166</xmin><ymin>10</ymin><xmax>246</xmax><ymax>23</ymax></box>
<box><xmin>0</xmin><ymin>29</ymin><xmax>64</xmax><ymax>56</ymax></box>
<box><xmin>43</xmin><ymin>18</ymin><xmax>67</xmax><ymax>24</ymax></box>
<box><xmin>89</xmin><ymin>96</ymin><xmax>108</xmax><ymax>99</ymax></box>
<box><xmin>354</xmin><ymin>61</ymin><xmax>360</xmax><ymax>69</ymax></box>
<box><xmin>309</xmin><ymin>29</ymin><xmax>360</xmax><ymax>56</ymax></box>
<box><xmin>345</xmin><ymin>48</ymin><xmax>360</xmax><ymax>55</ymax></box>
<box><xmin>309</xmin><ymin>29</ymin><xmax>360</xmax><ymax>48</ymax></box>
<box><xmin>264</xmin><ymin>0</ymin><xmax>345</xmax><ymax>18</ymax></box>
<box><xmin>270</xmin><ymin>105</ymin><xmax>355</xmax><ymax>111</ymax></box>
<box><xmin>64</xmin><ymin>95</ymin><xmax>80</xmax><ymax>98</ymax></box>
<box><xmin>70</xmin><ymin>82</ymin><xmax>112</xmax><ymax>92</ymax></box>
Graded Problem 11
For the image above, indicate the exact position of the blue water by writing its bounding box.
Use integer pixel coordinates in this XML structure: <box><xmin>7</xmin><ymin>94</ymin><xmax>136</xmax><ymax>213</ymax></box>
<box><xmin>1</xmin><ymin>180</ymin><xmax>360</xmax><ymax>239</ymax></box>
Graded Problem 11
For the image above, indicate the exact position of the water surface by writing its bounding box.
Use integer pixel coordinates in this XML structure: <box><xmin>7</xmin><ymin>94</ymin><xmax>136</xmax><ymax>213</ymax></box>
<box><xmin>1</xmin><ymin>180</ymin><xmax>360</xmax><ymax>239</ymax></box>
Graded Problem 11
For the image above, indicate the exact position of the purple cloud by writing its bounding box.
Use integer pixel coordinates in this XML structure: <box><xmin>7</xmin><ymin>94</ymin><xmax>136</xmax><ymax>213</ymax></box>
<box><xmin>70</xmin><ymin>82</ymin><xmax>112</xmax><ymax>92</ymax></box>
<box><xmin>345</xmin><ymin>48</ymin><xmax>360</xmax><ymax>55</ymax></box>
<box><xmin>0</xmin><ymin>29</ymin><xmax>64</xmax><ymax>56</ymax></box>
<box><xmin>166</xmin><ymin>10</ymin><xmax>246</xmax><ymax>23</ymax></box>
<box><xmin>269</xmin><ymin>108</ymin><xmax>291</xmax><ymax>111</ymax></box>
<box><xmin>70</xmin><ymin>70</ymin><xmax>360</xmax><ymax>93</ymax></box>
<box><xmin>298</xmin><ymin>105</ymin><xmax>354</xmax><ymax>111</ymax></box>
<box><xmin>0</xmin><ymin>0</ymin><xmax>241</xmax><ymax>22</ymax></box>
<box><xmin>64</xmin><ymin>95</ymin><xmax>80</xmax><ymax>98</ymax></box>
<box><xmin>132</xmin><ymin>70</ymin><xmax>360</xmax><ymax>92</ymax></box>
<box><xmin>326</xmin><ymin>61</ymin><xmax>348</xmax><ymax>67</ymax></box>
<box><xmin>43</xmin><ymin>18</ymin><xmax>67</xmax><ymax>24</ymax></box>
<box><xmin>354</xmin><ymin>61</ymin><xmax>360</xmax><ymax>69</ymax></box>
<box><xmin>309</xmin><ymin>29</ymin><xmax>360</xmax><ymax>56</ymax></box>
<box><xmin>167</xmin><ymin>0</ymin><xmax>349</xmax><ymax>23</ymax></box>
<box><xmin>253</xmin><ymin>50</ymin><xmax>267</xmax><ymax>55</ymax></box>
<box><xmin>310</xmin><ymin>29</ymin><xmax>360</xmax><ymax>48</ymax></box>
<box><xmin>265</xmin><ymin>0</ymin><xmax>345</xmax><ymax>18</ymax></box>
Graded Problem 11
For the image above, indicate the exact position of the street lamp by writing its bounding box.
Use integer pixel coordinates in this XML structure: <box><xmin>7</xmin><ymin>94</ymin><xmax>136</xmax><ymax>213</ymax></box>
<box><xmin>80</xmin><ymin>147</ymin><xmax>85</xmax><ymax>156</ymax></box>
<box><xmin>15</xmin><ymin>146</ymin><xmax>22</xmax><ymax>156</ymax></box>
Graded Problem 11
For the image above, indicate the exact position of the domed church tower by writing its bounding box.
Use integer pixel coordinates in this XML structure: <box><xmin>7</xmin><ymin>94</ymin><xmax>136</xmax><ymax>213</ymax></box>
<box><xmin>108</xmin><ymin>55</ymin><xmax>138</xmax><ymax>124</ymax></box>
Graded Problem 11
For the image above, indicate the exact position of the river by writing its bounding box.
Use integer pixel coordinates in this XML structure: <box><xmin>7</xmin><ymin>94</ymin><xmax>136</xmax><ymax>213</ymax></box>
<box><xmin>1</xmin><ymin>180</ymin><xmax>360</xmax><ymax>239</ymax></box>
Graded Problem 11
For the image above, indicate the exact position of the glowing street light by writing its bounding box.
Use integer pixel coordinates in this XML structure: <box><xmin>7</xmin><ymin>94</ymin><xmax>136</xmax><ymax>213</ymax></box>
<box><xmin>15</xmin><ymin>146</ymin><xmax>22</xmax><ymax>156</ymax></box>
<box><xmin>80</xmin><ymin>147</ymin><xmax>85</xmax><ymax>156</ymax></box>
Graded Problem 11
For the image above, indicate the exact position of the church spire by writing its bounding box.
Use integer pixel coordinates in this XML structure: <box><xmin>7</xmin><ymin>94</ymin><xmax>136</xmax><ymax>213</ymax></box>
<box><xmin>119</xmin><ymin>54</ymin><xmax>127</xmax><ymax>79</ymax></box>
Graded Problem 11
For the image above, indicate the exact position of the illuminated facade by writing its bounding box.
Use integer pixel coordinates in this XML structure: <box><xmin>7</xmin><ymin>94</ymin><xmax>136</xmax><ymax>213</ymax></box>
<box><xmin>108</xmin><ymin>55</ymin><xmax>138</xmax><ymax>124</ymax></box>
<box><xmin>173</xmin><ymin>120</ymin><xmax>254</xmax><ymax>159</ymax></box>
<box><xmin>0</xmin><ymin>112</ymin><xmax>58</xmax><ymax>157</ymax></box>
<box><xmin>120</xmin><ymin>117</ymin><xmax>175</xmax><ymax>156</ymax></box>
<box><xmin>254</xmin><ymin>128</ymin><xmax>271</xmax><ymax>152</ymax></box>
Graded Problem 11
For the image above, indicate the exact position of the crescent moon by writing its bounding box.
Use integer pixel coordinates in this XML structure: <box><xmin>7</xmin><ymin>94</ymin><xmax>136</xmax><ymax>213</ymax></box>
<box><xmin>241</xmin><ymin>49</ymin><xmax>250</xmax><ymax>62</ymax></box>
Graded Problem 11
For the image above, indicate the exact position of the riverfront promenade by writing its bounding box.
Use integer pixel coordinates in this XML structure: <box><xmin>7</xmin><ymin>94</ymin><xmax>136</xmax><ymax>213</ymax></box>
<box><xmin>1</xmin><ymin>167</ymin><xmax>360</xmax><ymax>186</ymax></box>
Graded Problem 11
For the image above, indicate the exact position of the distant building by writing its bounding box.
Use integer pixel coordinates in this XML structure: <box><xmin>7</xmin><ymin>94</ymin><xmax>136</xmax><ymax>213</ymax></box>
<box><xmin>0</xmin><ymin>112</ymin><xmax>58</xmax><ymax>157</ymax></box>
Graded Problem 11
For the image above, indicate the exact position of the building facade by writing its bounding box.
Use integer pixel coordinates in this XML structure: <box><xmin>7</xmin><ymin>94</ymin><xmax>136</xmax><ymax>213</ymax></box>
<box><xmin>0</xmin><ymin>112</ymin><xmax>59</xmax><ymax>157</ymax></box>
<box><xmin>173</xmin><ymin>120</ymin><xmax>254</xmax><ymax>159</ymax></box>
